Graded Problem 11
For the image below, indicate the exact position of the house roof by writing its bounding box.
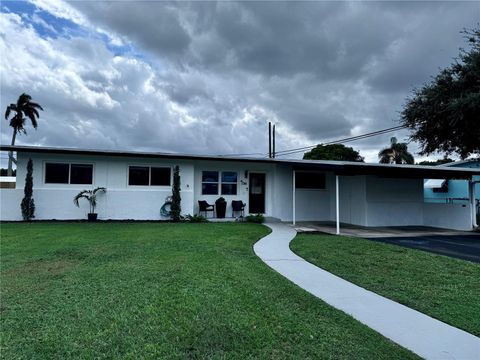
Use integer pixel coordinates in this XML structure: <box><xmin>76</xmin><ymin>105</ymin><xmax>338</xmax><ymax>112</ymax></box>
<box><xmin>2</xmin><ymin>145</ymin><xmax>479</xmax><ymax>180</ymax></box>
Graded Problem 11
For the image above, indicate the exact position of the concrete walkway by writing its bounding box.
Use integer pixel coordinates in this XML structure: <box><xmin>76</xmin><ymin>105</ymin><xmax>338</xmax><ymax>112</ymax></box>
<box><xmin>254</xmin><ymin>222</ymin><xmax>480</xmax><ymax>360</ymax></box>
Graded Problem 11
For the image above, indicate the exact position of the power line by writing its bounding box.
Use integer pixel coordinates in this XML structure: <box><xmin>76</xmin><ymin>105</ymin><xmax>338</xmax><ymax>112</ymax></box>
<box><xmin>275</xmin><ymin>125</ymin><xmax>407</xmax><ymax>158</ymax></box>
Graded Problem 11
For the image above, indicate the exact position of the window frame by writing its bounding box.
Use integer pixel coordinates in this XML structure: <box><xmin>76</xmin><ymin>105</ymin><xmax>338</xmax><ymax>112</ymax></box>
<box><xmin>201</xmin><ymin>170</ymin><xmax>238</xmax><ymax>196</ymax></box>
<box><xmin>44</xmin><ymin>161</ymin><xmax>94</xmax><ymax>185</ymax></box>
<box><xmin>127</xmin><ymin>165</ymin><xmax>172</xmax><ymax>187</ymax></box>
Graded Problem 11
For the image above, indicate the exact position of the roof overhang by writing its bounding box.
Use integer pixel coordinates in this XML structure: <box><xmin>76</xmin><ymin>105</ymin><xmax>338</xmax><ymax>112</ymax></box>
<box><xmin>424</xmin><ymin>179</ymin><xmax>447</xmax><ymax>188</ymax></box>
<box><xmin>2</xmin><ymin>145</ymin><xmax>478</xmax><ymax>180</ymax></box>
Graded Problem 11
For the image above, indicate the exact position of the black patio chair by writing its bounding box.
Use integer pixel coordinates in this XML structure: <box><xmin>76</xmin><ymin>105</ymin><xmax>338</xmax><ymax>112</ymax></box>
<box><xmin>232</xmin><ymin>200</ymin><xmax>246</xmax><ymax>218</ymax></box>
<box><xmin>198</xmin><ymin>200</ymin><xmax>215</xmax><ymax>218</ymax></box>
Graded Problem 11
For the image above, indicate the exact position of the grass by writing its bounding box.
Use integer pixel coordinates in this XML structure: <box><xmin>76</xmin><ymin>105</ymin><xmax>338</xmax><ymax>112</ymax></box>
<box><xmin>0</xmin><ymin>222</ymin><xmax>417</xmax><ymax>359</ymax></box>
<box><xmin>291</xmin><ymin>233</ymin><xmax>480</xmax><ymax>336</ymax></box>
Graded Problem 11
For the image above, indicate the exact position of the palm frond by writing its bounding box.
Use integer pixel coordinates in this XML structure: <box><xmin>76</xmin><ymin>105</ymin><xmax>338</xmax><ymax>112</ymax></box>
<box><xmin>73</xmin><ymin>191</ymin><xmax>92</xmax><ymax>207</ymax></box>
<box><xmin>29</xmin><ymin>102</ymin><xmax>44</xmax><ymax>111</ymax></box>
<box><xmin>92</xmin><ymin>187</ymin><xmax>106</xmax><ymax>195</ymax></box>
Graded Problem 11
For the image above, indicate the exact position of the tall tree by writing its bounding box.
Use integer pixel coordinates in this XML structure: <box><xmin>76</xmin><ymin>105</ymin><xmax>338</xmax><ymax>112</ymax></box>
<box><xmin>303</xmin><ymin>144</ymin><xmax>364</xmax><ymax>162</ymax></box>
<box><xmin>417</xmin><ymin>157</ymin><xmax>455</xmax><ymax>166</ymax></box>
<box><xmin>401</xmin><ymin>28</ymin><xmax>480</xmax><ymax>159</ymax></box>
<box><xmin>378</xmin><ymin>137</ymin><xmax>415</xmax><ymax>164</ymax></box>
<box><xmin>170</xmin><ymin>165</ymin><xmax>181</xmax><ymax>222</ymax></box>
<box><xmin>20</xmin><ymin>158</ymin><xmax>35</xmax><ymax>221</ymax></box>
<box><xmin>4</xmin><ymin>93</ymin><xmax>43</xmax><ymax>176</ymax></box>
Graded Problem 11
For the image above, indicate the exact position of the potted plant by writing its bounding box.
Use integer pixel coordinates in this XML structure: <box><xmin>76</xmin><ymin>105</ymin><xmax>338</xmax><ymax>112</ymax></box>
<box><xmin>215</xmin><ymin>196</ymin><xmax>227</xmax><ymax>218</ymax></box>
<box><xmin>73</xmin><ymin>187</ymin><xmax>106</xmax><ymax>221</ymax></box>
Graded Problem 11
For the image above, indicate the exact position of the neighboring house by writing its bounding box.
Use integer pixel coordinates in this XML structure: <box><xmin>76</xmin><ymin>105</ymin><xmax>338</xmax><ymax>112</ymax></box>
<box><xmin>1</xmin><ymin>145</ymin><xmax>479</xmax><ymax>231</ymax></box>
<box><xmin>0</xmin><ymin>176</ymin><xmax>16</xmax><ymax>189</ymax></box>
<box><xmin>424</xmin><ymin>159</ymin><xmax>480</xmax><ymax>222</ymax></box>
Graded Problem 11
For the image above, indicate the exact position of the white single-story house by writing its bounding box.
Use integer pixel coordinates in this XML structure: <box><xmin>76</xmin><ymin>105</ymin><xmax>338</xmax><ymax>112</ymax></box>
<box><xmin>1</xmin><ymin>145</ymin><xmax>479</xmax><ymax>231</ymax></box>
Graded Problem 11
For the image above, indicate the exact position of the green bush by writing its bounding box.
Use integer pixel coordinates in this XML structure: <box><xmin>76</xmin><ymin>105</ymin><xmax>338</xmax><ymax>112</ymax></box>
<box><xmin>185</xmin><ymin>214</ymin><xmax>209</xmax><ymax>223</ymax></box>
<box><xmin>245</xmin><ymin>214</ymin><xmax>265</xmax><ymax>223</ymax></box>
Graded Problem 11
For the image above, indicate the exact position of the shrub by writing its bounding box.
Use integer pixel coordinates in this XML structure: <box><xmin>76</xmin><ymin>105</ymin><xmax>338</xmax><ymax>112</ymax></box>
<box><xmin>185</xmin><ymin>214</ymin><xmax>208</xmax><ymax>223</ymax></box>
<box><xmin>170</xmin><ymin>165</ymin><xmax>181</xmax><ymax>222</ymax></box>
<box><xmin>20</xmin><ymin>158</ymin><xmax>35</xmax><ymax>221</ymax></box>
<box><xmin>245</xmin><ymin>214</ymin><xmax>265</xmax><ymax>223</ymax></box>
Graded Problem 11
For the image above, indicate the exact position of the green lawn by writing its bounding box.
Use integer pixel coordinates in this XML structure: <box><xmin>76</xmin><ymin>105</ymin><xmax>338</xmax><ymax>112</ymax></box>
<box><xmin>291</xmin><ymin>234</ymin><xmax>480</xmax><ymax>336</ymax></box>
<box><xmin>0</xmin><ymin>222</ymin><xmax>417</xmax><ymax>359</ymax></box>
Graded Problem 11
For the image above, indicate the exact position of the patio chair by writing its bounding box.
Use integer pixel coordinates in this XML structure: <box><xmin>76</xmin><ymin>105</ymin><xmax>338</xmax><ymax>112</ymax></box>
<box><xmin>231</xmin><ymin>200</ymin><xmax>246</xmax><ymax>218</ymax></box>
<box><xmin>198</xmin><ymin>200</ymin><xmax>215</xmax><ymax>218</ymax></box>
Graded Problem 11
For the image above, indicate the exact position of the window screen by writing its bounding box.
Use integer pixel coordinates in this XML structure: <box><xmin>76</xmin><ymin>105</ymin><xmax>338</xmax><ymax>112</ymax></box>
<box><xmin>70</xmin><ymin>164</ymin><xmax>93</xmax><ymax>184</ymax></box>
<box><xmin>295</xmin><ymin>172</ymin><xmax>326</xmax><ymax>189</ymax></box>
<box><xmin>45</xmin><ymin>163</ymin><xmax>69</xmax><ymax>184</ymax></box>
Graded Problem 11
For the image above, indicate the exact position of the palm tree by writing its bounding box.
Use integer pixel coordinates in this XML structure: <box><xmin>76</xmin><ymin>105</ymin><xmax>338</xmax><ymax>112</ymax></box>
<box><xmin>378</xmin><ymin>137</ymin><xmax>415</xmax><ymax>164</ymax></box>
<box><xmin>73</xmin><ymin>187</ymin><xmax>107</xmax><ymax>221</ymax></box>
<box><xmin>4</xmin><ymin>93</ymin><xmax>43</xmax><ymax>176</ymax></box>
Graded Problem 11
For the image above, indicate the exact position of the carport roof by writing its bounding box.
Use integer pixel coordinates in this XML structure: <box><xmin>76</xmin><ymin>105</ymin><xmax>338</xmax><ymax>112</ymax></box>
<box><xmin>2</xmin><ymin>145</ymin><xmax>479</xmax><ymax>180</ymax></box>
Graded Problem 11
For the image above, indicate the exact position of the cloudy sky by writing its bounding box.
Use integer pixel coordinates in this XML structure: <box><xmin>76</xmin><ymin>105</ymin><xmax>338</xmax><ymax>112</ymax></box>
<box><xmin>1</xmin><ymin>1</ymin><xmax>479</xmax><ymax>166</ymax></box>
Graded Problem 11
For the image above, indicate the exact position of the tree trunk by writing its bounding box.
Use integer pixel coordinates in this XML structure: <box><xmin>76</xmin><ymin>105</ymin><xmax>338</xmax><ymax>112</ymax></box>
<box><xmin>7</xmin><ymin>130</ymin><xmax>17</xmax><ymax>176</ymax></box>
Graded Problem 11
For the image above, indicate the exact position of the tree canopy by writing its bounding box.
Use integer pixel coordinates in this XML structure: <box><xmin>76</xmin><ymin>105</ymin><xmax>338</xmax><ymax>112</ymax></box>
<box><xmin>378</xmin><ymin>137</ymin><xmax>415</xmax><ymax>164</ymax></box>
<box><xmin>417</xmin><ymin>157</ymin><xmax>455</xmax><ymax>166</ymax></box>
<box><xmin>303</xmin><ymin>144</ymin><xmax>364</xmax><ymax>162</ymax></box>
<box><xmin>401</xmin><ymin>28</ymin><xmax>480</xmax><ymax>159</ymax></box>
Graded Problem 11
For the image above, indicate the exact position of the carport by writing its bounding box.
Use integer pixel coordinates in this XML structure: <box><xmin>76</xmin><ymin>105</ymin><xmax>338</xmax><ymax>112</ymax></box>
<box><xmin>288</xmin><ymin>160</ymin><xmax>479</xmax><ymax>234</ymax></box>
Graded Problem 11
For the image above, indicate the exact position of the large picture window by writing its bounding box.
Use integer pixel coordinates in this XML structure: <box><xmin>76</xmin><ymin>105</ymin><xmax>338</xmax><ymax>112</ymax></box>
<box><xmin>45</xmin><ymin>163</ymin><xmax>93</xmax><ymax>184</ymax></box>
<box><xmin>128</xmin><ymin>166</ymin><xmax>171</xmax><ymax>186</ymax></box>
<box><xmin>295</xmin><ymin>172</ymin><xmax>326</xmax><ymax>189</ymax></box>
<box><xmin>201</xmin><ymin>171</ymin><xmax>238</xmax><ymax>195</ymax></box>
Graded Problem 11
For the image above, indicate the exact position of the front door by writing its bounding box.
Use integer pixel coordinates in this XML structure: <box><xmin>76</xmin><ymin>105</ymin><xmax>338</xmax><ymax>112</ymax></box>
<box><xmin>249</xmin><ymin>173</ymin><xmax>265</xmax><ymax>214</ymax></box>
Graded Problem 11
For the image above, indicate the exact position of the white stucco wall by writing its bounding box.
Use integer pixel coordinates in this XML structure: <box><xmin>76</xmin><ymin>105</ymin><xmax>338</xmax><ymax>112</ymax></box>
<box><xmin>192</xmin><ymin>160</ymin><xmax>276</xmax><ymax>217</ymax></box>
<box><xmin>423</xmin><ymin>203</ymin><xmax>472</xmax><ymax>230</ymax></box>
<box><xmin>4</xmin><ymin>152</ymin><xmax>195</xmax><ymax>220</ymax></box>
<box><xmin>364</xmin><ymin>176</ymin><xmax>424</xmax><ymax>227</ymax></box>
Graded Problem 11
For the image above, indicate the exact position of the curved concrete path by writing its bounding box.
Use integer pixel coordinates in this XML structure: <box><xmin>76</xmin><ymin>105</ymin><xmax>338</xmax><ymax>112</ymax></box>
<box><xmin>254</xmin><ymin>222</ymin><xmax>480</xmax><ymax>360</ymax></box>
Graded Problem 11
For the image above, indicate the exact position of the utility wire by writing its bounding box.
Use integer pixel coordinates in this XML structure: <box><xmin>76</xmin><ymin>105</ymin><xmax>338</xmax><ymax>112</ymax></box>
<box><xmin>274</xmin><ymin>125</ymin><xmax>407</xmax><ymax>157</ymax></box>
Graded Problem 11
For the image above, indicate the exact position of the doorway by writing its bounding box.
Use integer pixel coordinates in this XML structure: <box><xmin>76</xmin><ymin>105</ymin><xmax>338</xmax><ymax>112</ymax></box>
<box><xmin>249</xmin><ymin>173</ymin><xmax>266</xmax><ymax>214</ymax></box>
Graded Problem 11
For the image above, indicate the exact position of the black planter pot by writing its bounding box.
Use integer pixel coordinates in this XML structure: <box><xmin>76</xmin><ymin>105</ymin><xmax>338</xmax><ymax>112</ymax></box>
<box><xmin>87</xmin><ymin>213</ymin><xmax>98</xmax><ymax>221</ymax></box>
<box><xmin>215</xmin><ymin>202</ymin><xmax>226</xmax><ymax>218</ymax></box>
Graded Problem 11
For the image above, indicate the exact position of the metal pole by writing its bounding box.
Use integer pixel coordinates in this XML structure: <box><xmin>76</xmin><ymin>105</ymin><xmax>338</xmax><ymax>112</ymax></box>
<box><xmin>469</xmin><ymin>180</ymin><xmax>477</xmax><ymax>228</ymax></box>
<box><xmin>293</xmin><ymin>170</ymin><xmax>296</xmax><ymax>225</ymax></box>
<box><xmin>272</xmin><ymin>124</ymin><xmax>276</xmax><ymax>158</ymax></box>
<box><xmin>336</xmin><ymin>175</ymin><xmax>340</xmax><ymax>235</ymax></box>
<box><xmin>268</xmin><ymin>122</ymin><xmax>272</xmax><ymax>159</ymax></box>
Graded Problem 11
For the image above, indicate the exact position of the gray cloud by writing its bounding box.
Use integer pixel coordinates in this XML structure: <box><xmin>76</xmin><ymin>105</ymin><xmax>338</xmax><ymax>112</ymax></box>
<box><xmin>1</xmin><ymin>0</ymin><xmax>479</xmax><ymax>168</ymax></box>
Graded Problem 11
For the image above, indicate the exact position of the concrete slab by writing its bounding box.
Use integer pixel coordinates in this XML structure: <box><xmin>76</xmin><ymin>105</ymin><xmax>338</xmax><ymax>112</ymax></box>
<box><xmin>294</xmin><ymin>221</ymin><xmax>477</xmax><ymax>238</ymax></box>
<box><xmin>254</xmin><ymin>222</ymin><xmax>480</xmax><ymax>360</ymax></box>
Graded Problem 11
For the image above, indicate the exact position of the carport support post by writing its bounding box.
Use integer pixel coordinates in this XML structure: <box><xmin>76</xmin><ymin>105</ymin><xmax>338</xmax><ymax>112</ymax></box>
<box><xmin>292</xmin><ymin>170</ymin><xmax>296</xmax><ymax>225</ymax></box>
<box><xmin>336</xmin><ymin>175</ymin><xmax>340</xmax><ymax>235</ymax></box>
<box><xmin>469</xmin><ymin>180</ymin><xmax>477</xmax><ymax>228</ymax></box>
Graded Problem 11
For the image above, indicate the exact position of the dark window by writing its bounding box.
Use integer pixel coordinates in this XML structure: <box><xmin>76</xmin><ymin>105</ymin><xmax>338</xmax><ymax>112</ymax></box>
<box><xmin>202</xmin><ymin>183</ymin><xmax>218</xmax><ymax>195</ymax></box>
<box><xmin>202</xmin><ymin>171</ymin><xmax>219</xmax><ymax>195</ymax></box>
<box><xmin>45</xmin><ymin>163</ymin><xmax>69</xmax><ymax>184</ymax></box>
<box><xmin>202</xmin><ymin>171</ymin><xmax>219</xmax><ymax>183</ymax></box>
<box><xmin>129</xmin><ymin>166</ymin><xmax>149</xmax><ymax>186</ymax></box>
<box><xmin>295</xmin><ymin>172</ymin><xmax>326</xmax><ymax>189</ymax></box>
<box><xmin>70</xmin><ymin>164</ymin><xmax>93</xmax><ymax>184</ymax></box>
<box><xmin>221</xmin><ymin>171</ymin><xmax>237</xmax><ymax>183</ymax></box>
<box><xmin>221</xmin><ymin>171</ymin><xmax>237</xmax><ymax>195</ymax></box>
<box><xmin>151</xmin><ymin>167</ymin><xmax>171</xmax><ymax>186</ymax></box>
<box><xmin>221</xmin><ymin>184</ymin><xmax>237</xmax><ymax>195</ymax></box>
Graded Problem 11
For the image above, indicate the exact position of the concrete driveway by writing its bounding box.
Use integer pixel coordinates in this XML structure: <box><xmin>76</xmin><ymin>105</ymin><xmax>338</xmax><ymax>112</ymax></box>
<box><xmin>293</xmin><ymin>222</ymin><xmax>480</xmax><ymax>262</ymax></box>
